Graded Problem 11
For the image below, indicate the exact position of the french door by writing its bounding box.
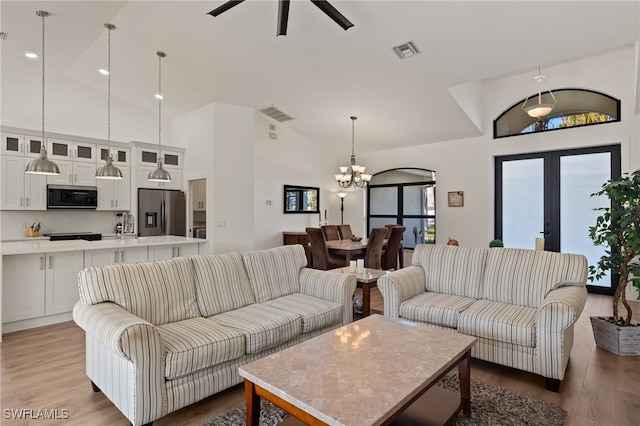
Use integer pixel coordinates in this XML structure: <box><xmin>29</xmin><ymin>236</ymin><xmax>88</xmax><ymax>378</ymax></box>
<box><xmin>495</xmin><ymin>145</ymin><xmax>621</xmax><ymax>295</ymax></box>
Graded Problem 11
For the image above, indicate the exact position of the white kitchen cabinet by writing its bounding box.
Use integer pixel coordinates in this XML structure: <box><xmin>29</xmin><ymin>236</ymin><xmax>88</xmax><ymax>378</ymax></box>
<box><xmin>136</xmin><ymin>165</ymin><xmax>183</xmax><ymax>190</ymax></box>
<box><xmin>45</xmin><ymin>251</ymin><xmax>85</xmax><ymax>315</ymax></box>
<box><xmin>84</xmin><ymin>246</ymin><xmax>148</xmax><ymax>267</ymax></box>
<box><xmin>137</xmin><ymin>148</ymin><xmax>182</xmax><ymax>169</ymax></box>
<box><xmin>2</xmin><ymin>254</ymin><xmax>46</xmax><ymax>322</ymax></box>
<box><xmin>192</xmin><ymin>179</ymin><xmax>206</xmax><ymax>211</ymax></box>
<box><xmin>46</xmin><ymin>160</ymin><xmax>97</xmax><ymax>186</ymax></box>
<box><xmin>2</xmin><ymin>250</ymin><xmax>84</xmax><ymax>322</ymax></box>
<box><xmin>97</xmin><ymin>166</ymin><xmax>131</xmax><ymax>210</ymax></box>
<box><xmin>47</xmin><ymin>138</ymin><xmax>97</xmax><ymax>163</ymax></box>
<box><xmin>1</xmin><ymin>132</ymin><xmax>44</xmax><ymax>157</ymax></box>
<box><xmin>0</xmin><ymin>155</ymin><xmax>47</xmax><ymax>210</ymax></box>
<box><xmin>148</xmin><ymin>243</ymin><xmax>198</xmax><ymax>261</ymax></box>
<box><xmin>98</xmin><ymin>145</ymin><xmax>130</xmax><ymax>166</ymax></box>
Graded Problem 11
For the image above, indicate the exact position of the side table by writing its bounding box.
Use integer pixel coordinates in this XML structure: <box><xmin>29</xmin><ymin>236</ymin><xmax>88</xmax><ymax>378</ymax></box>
<box><xmin>331</xmin><ymin>267</ymin><xmax>389</xmax><ymax>317</ymax></box>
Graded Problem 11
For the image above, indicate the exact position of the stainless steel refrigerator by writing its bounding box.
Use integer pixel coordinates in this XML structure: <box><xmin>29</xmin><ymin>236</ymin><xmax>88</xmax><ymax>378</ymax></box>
<box><xmin>138</xmin><ymin>189</ymin><xmax>186</xmax><ymax>237</ymax></box>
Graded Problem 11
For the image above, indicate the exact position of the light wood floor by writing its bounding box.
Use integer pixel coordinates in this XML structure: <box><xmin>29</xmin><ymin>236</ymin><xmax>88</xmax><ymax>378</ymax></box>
<box><xmin>1</xmin><ymin>292</ymin><xmax>639</xmax><ymax>426</ymax></box>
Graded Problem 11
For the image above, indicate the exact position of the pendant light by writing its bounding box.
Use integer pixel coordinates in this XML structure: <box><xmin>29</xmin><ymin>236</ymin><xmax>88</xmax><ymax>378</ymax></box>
<box><xmin>521</xmin><ymin>65</ymin><xmax>557</xmax><ymax>118</ymax></box>
<box><xmin>25</xmin><ymin>11</ymin><xmax>60</xmax><ymax>176</ymax></box>
<box><xmin>147</xmin><ymin>51</ymin><xmax>171</xmax><ymax>182</ymax></box>
<box><xmin>334</xmin><ymin>116</ymin><xmax>371</xmax><ymax>188</ymax></box>
<box><xmin>95</xmin><ymin>23</ymin><xmax>123</xmax><ymax>180</ymax></box>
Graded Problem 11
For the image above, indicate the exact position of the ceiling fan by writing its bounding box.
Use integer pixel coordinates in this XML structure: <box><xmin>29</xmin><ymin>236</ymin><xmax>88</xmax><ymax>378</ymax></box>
<box><xmin>207</xmin><ymin>0</ymin><xmax>354</xmax><ymax>36</ymax></box>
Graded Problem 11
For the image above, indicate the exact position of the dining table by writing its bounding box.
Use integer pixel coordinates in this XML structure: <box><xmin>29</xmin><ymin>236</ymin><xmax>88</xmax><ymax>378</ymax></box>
<box><xmin>325</xmin><ymin>238</ymin><xmax>369</xmax><ymax>264</ymax></box>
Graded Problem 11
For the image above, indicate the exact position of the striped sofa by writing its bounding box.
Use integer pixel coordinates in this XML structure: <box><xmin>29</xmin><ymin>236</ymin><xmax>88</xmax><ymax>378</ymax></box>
<box><xmin>377</xmin><ymin>244</ymin><xmax>588</xmax><ymax>392</ymax></box>
<box><xmin>72</xmin><ymin>245</ymin><xmax>356</xmax><ymax>426</ymax></box>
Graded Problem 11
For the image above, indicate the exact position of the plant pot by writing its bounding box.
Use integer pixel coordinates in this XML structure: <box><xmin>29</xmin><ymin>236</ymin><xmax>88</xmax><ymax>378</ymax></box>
<box><xmin>590</xmin><ymin>316</ymin><xmax>640</xmax><ymax>356</ymax></box>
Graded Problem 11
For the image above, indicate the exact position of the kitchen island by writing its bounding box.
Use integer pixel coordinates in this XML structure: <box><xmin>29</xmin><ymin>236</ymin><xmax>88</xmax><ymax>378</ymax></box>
<box><xmin>0</xmin><ymin>235</ymin><xmax>207</xmax><ymax>337</ymax></box>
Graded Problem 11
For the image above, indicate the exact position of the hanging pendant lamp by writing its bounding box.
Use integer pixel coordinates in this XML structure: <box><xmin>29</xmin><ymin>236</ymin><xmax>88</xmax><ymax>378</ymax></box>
<box><xmin>521</xmin><ymin>65</ymin><xmax>557</xmax><ymax>119</ymax></box>
<box><xmin>148</xmin><ymin>51</ymin><xmax>171</xmax><ymax>182</ymax></box>
<box><xmin>95</xmin><ymin>23</ymin><xmax>123</xmax><ymax>180</ymax></box>
<box><xmin>334</xmin><ymin>116</ymin><xmax>371</xmax><ymax>189</ymax></box>
<box><xmin>25</xmin><ymin>10</ymin><xmax>60</xmax><ymax>176</ymax></box>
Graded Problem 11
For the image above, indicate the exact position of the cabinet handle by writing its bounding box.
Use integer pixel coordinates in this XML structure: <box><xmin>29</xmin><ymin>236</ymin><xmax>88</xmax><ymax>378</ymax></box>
<box><xmin>120</xmin><ymin>251</ymin><xmax>124</xmax><ymax>263</ymax></box>
<box><xmin>40</xmin><ymin>256</ymin><xmax>45</xmax><ymax>270</ymax></box>
<box><xmin>68</xmin><ymin>173</ymin><xmax>72</xmax><ymax>183</ymax></box>
<box><xmin>48</xmin><ymin>256</ymin><xmax>53</xmax><ymax>269</ymax></box>
<box><xmin>110</xmin><ymin>200</ymin><xmax>113</xmax><ymax>208</ymax></box>
<box><xmin>115</xmin><ymin>199</ymin><xmax>118</xmax><ymax>208</ymax></box>
<box><xmin>114</xmin><ymin>250</ymin><xmax>119</xmax><ymax>263</ymax></box>
<box><xmin>26</xmin><ymin>197</ymin><xmax>30</xmax><ymax>207</ymax></box>
<box><xmin>74</xmin><ymin>174</ymin><xmax>77</xmax><ymax>183</ymax></box>
<box><xmin>20</xmin><ymin>197</ymin><xmax>23</xmax><ymax>207</ymax></box>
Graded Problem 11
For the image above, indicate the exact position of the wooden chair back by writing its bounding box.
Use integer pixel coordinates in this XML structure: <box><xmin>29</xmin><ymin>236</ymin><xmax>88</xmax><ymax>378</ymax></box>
<box><xmin>381</xmin><ymin>226</ymin><xmax>406</xmax><ymax>270</ymax></box>
<box><xmin>321</xmin><ymin>225</ymin><xmax>340</xmax><ymax>241</ymax></box>
<box><xmin>306</xmin><ymin>227</ymin><xmax>344</xmax><ymax>270</ymax></box>
<box><xmin>337</xmin><ymin>224</ymin><xmax>353</xmax><ymax>240</ymax></box>
<box><xmin>364</xmin><ymin>227</ymin><xmax>387</xmax><ymax>269</ymax></box>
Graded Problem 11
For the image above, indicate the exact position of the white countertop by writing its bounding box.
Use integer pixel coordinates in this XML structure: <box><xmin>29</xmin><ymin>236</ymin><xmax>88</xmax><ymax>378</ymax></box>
<box><xmin>0</xmin><ymin>235</ymin><xmax>205</xmax><ymax>255</ymax></box>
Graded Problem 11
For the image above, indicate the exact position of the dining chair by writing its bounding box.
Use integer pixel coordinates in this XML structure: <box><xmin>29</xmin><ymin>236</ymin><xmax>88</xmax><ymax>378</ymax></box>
<box><xmin>321</xmin><ymin>225</ymin><xmax>340</xmax><ymax>241</ymax></box>
<box><xmin>363</xmin><ymin>227</ymin><xmax>387</xmax><ymax>269</ymax></box>
<box><xmin>337</xmin><ymin>224</ymin><xmax>353</xmax><ymax>240</ymax></box>
<box><xmin>306</xmin><ymin>227</ymin><xmax>345</xmax><ymax>270</ymax></box>
<box><xmin>381</xmin><ymin>226</ymin><xmax>406</xmax><ymax>270</ymax></box>
<box><xmin>384</xmin><ymin>223</ymin><xmax>399</xmax><ymax>238</ymax></box>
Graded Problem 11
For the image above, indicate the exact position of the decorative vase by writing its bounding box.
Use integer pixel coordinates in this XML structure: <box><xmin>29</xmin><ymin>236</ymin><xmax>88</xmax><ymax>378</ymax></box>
<box><xmin>590</xmin><ymin>316</ymin><xmax>640</xmax><ymax>356</ymax></box>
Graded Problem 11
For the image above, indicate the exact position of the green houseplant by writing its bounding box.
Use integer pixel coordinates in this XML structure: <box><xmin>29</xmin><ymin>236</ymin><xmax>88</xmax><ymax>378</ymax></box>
<box><xmin>489</xmin><ymin>239</ymin><xmax>504</xmax><ymax>248</ymax></box>
<box><xmin>588</xmin><ymin>169</ymin><xmax>640</xmax><ymax>326</ymax></box>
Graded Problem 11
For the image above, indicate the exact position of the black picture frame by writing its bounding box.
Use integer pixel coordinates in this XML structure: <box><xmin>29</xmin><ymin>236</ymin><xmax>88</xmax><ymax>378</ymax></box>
<box><xmin>283</xmin><ymin>185</ymin><xmax>319</xmax><ymax>214</ymax></box>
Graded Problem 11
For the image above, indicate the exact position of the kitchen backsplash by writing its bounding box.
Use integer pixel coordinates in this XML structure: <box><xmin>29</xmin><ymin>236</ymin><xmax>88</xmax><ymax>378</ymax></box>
<box><xmin>0</xmin><ymin>210</ymin><xmax>125</xmax><ymax>240</ymax></box>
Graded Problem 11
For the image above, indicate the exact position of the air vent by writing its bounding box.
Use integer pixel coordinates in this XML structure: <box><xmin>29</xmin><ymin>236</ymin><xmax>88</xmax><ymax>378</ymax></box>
<box><xmin>259</xmin><ymin>106</ymin><xmax>293</xmax><ymax>122</ymax></box>
<box><xmin>392</xmin><ymin>41</ymin><xmax>420</xmax><ymax>60</ymax></box>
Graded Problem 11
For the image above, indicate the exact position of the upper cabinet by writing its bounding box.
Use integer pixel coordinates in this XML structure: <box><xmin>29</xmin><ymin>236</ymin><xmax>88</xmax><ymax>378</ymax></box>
<box><xmin>2</xmin><ymin>132</ymin><xmax>46</xmax><ymax>158</ymax></box>
<box><xmin>137</xmin><ymin>147</ymin><xmax>182</xmax><ymax>169</ymax></box>
<box><xmin>192</xmin><ymin>179</ymin><xmax>206</xmax><ymax>211</ymax></box>
<box><xmin>47</xmin><ymin>138</ymin><xmax>97</xmax><ymax>163</ymax></box>
<box><xmin>134</xmin><ymin>143</ymin><xmax>184</xmax><ymax>190</ymax></box>
<box><xmin>98</xmin><ymin>145</ymin><xmax>130</xmax><ymax>166</ymax></box>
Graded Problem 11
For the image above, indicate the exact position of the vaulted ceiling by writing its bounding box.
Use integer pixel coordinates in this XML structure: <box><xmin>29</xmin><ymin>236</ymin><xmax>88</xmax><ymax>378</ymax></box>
<box><xmin>1</xmin><ymin>1</ymin><xmax>639</xmax><ymax>154</ymax></box>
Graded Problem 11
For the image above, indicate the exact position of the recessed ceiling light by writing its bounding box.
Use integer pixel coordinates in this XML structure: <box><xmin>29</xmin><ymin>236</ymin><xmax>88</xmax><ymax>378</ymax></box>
<box><xmin>25</xmin><ymin>52</ymin><xmax>38</xmax><ymax>59</ymax></box>
<box><xmin>155</xmin><ymin>94</ymin><xmax>164</xmax><ymax>100</ymax></box>
<box><xmin>99</xmin><ymin>68</ymin><xmax>109</xmax><ymax>75</ymax></box>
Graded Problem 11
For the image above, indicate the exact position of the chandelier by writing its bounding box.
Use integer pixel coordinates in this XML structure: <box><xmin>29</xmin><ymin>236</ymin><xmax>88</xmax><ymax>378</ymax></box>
<box><xmin>521</xmin><ymin>66</ymin><xmax>557</xmax><ymax>118</ymax></box>
<box><xmin>335</xmin><ymin>116</ymin><xmax>371</xmax><ymax>188</ymax></box>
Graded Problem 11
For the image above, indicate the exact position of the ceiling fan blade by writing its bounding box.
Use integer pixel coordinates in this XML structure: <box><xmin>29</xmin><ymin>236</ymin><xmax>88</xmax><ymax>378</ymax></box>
<box><xmin>310</xmin><ymin>0</ymin><xmax>354</xmax><ymax>31</ymax></box>
<box><xmin>207</xmin><ymin>0</ymin><xmax>245</xmax><ymax>17</ymax></box>
<box><xmin>277</xmin><ymin>0</ymin><xmax>290</xmax><ymax>36</ymax></box>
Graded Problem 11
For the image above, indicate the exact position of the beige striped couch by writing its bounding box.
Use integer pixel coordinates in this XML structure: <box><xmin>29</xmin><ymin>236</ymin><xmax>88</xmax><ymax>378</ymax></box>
<box><xmin>73</xmin><ymin>245</ymin><xmax>356</xmax><ymax>426</ymax></box>
<box><xmin>377</xmin><ymin>244</ymin><xmax>588</xmax><ymax>392</ymax></box>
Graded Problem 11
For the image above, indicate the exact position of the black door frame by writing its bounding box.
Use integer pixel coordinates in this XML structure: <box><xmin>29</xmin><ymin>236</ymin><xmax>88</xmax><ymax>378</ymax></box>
<box><xmin>495</xmin><ymin>144</ymin><xmax>621</xmax><ymax>295</ymax></box>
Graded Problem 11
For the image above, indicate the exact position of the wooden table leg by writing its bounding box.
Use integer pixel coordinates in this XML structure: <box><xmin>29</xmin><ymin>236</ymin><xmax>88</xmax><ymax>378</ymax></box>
<box><xmin>244</xmin><ymin>379</ymin><xmax>261</xmax><ymax>426</ymax></box>
<box><xmin>361</xmin><ymin>282</ymin><xmax>371</xmax><ymax>317</ymax></box>
<box><xmin>458</xmin><ymin>350</ymin><xmax>471</xmax><ymax>416</ymax></box>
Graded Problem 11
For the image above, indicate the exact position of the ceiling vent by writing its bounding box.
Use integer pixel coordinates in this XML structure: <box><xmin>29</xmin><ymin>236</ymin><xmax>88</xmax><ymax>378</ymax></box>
<box><xmin>392</xmin><ymin>41</ymin><xmax>420</xmax><ymax>60</ymax></box>
<box><xmin>259</xmin><ymin>106</ymin><xmax>293</xmax><ymax>122</ymax></box>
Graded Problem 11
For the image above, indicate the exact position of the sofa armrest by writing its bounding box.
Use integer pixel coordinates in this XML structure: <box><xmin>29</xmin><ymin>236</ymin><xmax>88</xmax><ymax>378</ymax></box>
<box><xmin>299</xmin><ymin>268</ymin><xmax>357</xmax><ymax>324</ymax></box>
<box><xmin>536</xmin><ymin>283</ymin><xmax>587</xmax><ymax>380</ymax></box>
<box><xmin>73</xmin><ymin>301</ymin><xmax>166</xmax><ymax>425</ymax></box>
<box><xmin>377</xmin><ymin>265</ymin><xmax>426</xmax><ymax>318</ymax></box>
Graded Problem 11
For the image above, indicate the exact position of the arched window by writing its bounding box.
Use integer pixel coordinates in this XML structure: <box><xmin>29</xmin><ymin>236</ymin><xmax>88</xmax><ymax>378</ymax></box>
<box><xmin>493</xmin><ymin>89</ymin><xmax>620</xmax><ymax>139</ymax></box>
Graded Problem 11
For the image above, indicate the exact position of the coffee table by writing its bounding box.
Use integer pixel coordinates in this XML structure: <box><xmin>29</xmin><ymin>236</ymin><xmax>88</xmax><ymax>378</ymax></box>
<box><xmin>239</xmin><ymin>315</ymin><xmax>476</xmax><ymax>426</ymax></box>
<box><xmin>331</xmin><ymin>267</ymin><xmax>389</xmax><ymax>317</ymax></box>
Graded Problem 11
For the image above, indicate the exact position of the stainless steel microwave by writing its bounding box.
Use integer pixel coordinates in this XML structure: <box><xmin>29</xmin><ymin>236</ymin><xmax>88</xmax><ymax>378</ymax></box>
<box><xmin>47</xmin><ymin>185</ymin><xmax>98</xmax><ymax>209</ymax></box>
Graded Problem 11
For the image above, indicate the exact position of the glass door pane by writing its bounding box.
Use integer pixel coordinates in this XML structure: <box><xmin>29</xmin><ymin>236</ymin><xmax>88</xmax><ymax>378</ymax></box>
<box><xmin>560</xmin><ymin>153</ymin><xmax>611</xmax><ymax>287</ymax></box>
<box><xmin>501</xmin><ymin>158</ymin><xmax>544</xmax><ymax>249</ymax></box>
<box><xmin>369</xmin><ymin>187</ymin><xmax>398</xmax><ymax>215</ymax></box>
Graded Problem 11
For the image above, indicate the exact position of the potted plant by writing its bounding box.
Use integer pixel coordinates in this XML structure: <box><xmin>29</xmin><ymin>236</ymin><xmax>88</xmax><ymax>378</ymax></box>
<box><xmin>489</xmin><ymin>239</ymin><xmax>504</xmax><ymax>248</ymax></box>
<box><xmin>588</xmin><ymin>169</ymin><xmax>640</xmax><ymax>355</ymax></box>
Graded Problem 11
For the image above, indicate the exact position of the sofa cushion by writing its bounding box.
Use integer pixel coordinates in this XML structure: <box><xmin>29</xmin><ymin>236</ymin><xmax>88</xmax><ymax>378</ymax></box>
<box><xmin>242</xmin><ymin>245</ymin><xmax>307</xmax><ymax>303</ymax></box>
<box><xmin>192</xmin><ymin>252</ymin><xmax>256</xmax><ymax>316</ymax></box>
<box><xmin>157</xmin><ymin>317</ymin><xmax>246</xmax><ymax>379</ymax></box>
<box><xmin>412</xmin><ymin>244</ymin><xmax>489</xmax><ymax>299</ymax></box>
<box><xmin>78</xmin><ymin>256</ymin><xmax>200</xmax><ymax>325</ymax></box>
<box><xmin>458</xmin><ymin>299</ymin><xmax>537</xmax><ymax>347</ymax></box>
<box><xmin>212</xmin><ymin>303</ymin><xmax>302</xmax><ymax>354</ymax></box>
<box><xmin>263</xmin><ymin>293</ymin><xmax>343</xmax><ymax>333</ymax></box>
<box><xmin>482</xmin><ymin>248</ymin><xmax>588</xmax><ymax>308</ymax></box>
<box><xmin>398</xmin><ymin>292</ymin><xmax>477</xmax><ymax>328</ymax></box>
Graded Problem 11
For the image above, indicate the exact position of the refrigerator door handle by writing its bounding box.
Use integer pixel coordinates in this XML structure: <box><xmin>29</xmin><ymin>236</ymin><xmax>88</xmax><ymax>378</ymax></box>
<box><xmin>161</xmin><ymin>198</ymin><xmax>166</xmax><ymax>234</ymax></box>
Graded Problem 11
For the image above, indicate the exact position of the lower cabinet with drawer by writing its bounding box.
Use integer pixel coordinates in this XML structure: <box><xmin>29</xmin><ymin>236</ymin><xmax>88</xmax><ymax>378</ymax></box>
<box><xmin>148</xmin><ymin>243</ymin><xmax>199</xmax><ymax>261</ymax></box>
<box><xmin>84</xmin><ymin>246</ymin><xmax>148</xmax><ymax>267</ymax></box>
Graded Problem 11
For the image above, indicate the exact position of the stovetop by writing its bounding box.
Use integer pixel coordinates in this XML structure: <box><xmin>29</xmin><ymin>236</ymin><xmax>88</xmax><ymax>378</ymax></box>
<box><xmin>45</xmin><ymin>232</ymin><xmax>102</xmax><ymax>241</ymax></box>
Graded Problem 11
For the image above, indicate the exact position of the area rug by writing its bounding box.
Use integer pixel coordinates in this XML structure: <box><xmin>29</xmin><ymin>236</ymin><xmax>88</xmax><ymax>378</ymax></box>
<box><xmin>201</xmin><ymin>374</ymin><xmax>567</xmax><ymax>426</ymax></box>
